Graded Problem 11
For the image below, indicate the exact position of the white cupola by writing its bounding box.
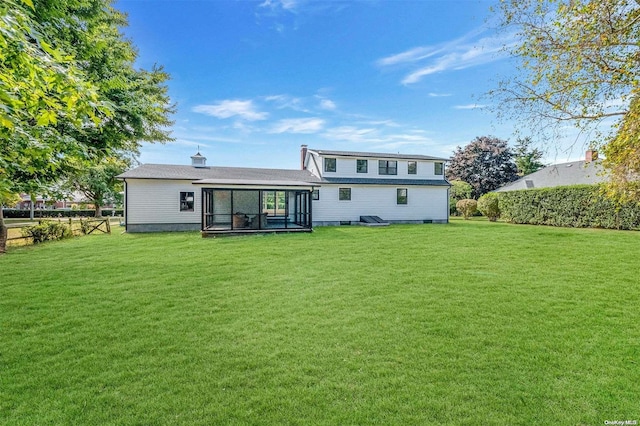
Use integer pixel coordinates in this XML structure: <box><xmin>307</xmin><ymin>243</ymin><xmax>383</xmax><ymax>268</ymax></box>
<box><xmin>191</xmin><ymin>151</ymin><xmax>207</xmax><ymax>168</ymax></box>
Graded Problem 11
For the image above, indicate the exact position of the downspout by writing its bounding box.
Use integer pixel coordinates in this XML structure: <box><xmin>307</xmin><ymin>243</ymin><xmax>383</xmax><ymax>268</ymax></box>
<box><xmin>309</xmin><ymin>187</ymin><xmax>314</xmax><ymax>229</ymax></box>
<box><xmin>444</xmin><ymin>161</ymin><xmax>449</xmax><ymax>224</ymax></box>
<box><xmin>446</xmin><ymin>185</ymin><xmax>450</xmax><ymax>224</ymax></box>
<box><xmin>124</xmin><ymin>179</ymin><xmax>128</xmax><ymax>232</ymax></box>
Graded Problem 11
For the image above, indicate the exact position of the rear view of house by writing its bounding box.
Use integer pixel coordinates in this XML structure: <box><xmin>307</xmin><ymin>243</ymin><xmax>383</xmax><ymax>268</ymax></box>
<box><xmin>302</xmin><ymin>147</ymin><xmax>449</xmax><ymax>225</ymax></box>
<box><xmin>118</xmin><ymin>146</ymin><xmax>450</xmax><ymax>234</ymax></box>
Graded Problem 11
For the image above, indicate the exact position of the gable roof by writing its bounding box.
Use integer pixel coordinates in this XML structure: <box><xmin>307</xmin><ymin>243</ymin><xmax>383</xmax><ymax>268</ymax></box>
<box><xmin>308</xmin><ymin>148</ymin><xmax>448</xmax><ymax>162</ymax></box>
<box><xmin>494</xmin><ymin>160</ymin><xmax>607</xmax><ymax>192</ymax></box>
<box><xmin>118</xmin><ymin>164</ymin><xmax>321</xmax><ymax>183</ymax></box>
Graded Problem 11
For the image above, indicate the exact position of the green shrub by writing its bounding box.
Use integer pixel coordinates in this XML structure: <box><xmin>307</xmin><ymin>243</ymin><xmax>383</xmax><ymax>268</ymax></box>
<box><xmin>456</xmin><ymin>199</ymin><xmax>478</xmax><ymax>220</ymax></box>
<box><xmin>477</xmin><ymin>193</ymin><xmax>501</xmax><ymax>221</ymax></box>
<box><xmin>449</xmin><ymin>180</ymin><xmax>473</xmax><ymax>215</ymax></box>
<box><xmin>498</xmin><ymin>184</ymin><xmax>640</xmax><ymax>230</ymax></box>
<box><xmin>22</xmin><ymin>221</ymin><xmax>73</xmax><ymax>243</ymax></box>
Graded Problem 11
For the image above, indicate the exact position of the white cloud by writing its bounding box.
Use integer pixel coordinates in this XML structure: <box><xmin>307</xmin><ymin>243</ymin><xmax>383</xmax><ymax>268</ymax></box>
<box><xmin>429</xmin><ymin>93</ymin><xmax>452</xmax><ymax>97</ymax></box>
<box><xmin>357</xmin><ymin>119</ymin><xmax>401</xmax><ymax>127</ymax></box>
<box><xmin>377</xmin><ymin>46</ymin><xmax>443</xmax><ymax>67</ymax></box>
<box><xmin>319</xmin><ymin>98</ymin><xmax>337</xmax><ymax>110</ymax></box>
<box><xmin>453</xmin><ymin>104</ymin><xmax>487</xmax><ymax>110</ymax></box>
<box><xmin>323</xmin><ymin>126</ymin><xmax>380</xmax><ymax>143</ymax></box>
<box><xmin>259</xmin><ymin>0</ymin><xmax>298</xmax><ymax>11</ymax></box>
<box><xmin>377</xmin><ymin>28</ymin><xmax>516</xmax><ymax>85</ymax></box>
<box><xmin>192</xmin><ymin>100</ymin><xmax>268</xmax><ymax>121</ymax></box>
<box><xmin>269</xmin><ymin>118</ymin><xmax>325</xmax><ymax>134</ymax></box>
<box><xmin>264</xmin><ymin>94</ymin><xmax>310</xmax><ymax>112</ymax></box>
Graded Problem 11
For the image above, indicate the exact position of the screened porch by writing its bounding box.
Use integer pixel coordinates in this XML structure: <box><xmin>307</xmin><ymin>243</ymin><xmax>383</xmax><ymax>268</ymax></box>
<box><xmin>201</xmin><ymin>188</ymin><xmax>313</xmax><ymax>234</ymax></box>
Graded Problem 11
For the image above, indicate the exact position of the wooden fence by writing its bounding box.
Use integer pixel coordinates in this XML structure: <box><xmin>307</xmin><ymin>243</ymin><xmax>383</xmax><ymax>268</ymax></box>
<box><xmin>6</xmin><ymin>217</ymin><xmax>119</xmax><ymax>248</ymax></box>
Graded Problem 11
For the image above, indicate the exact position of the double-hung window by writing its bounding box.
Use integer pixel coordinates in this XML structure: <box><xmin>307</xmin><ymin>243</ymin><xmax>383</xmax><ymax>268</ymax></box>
<box><xmin>339</xmin><ymin>188</ymin><xmax>351</xmax><ymax>201</ymax></box>
<box><xmin>408</xmin><ymin>161</ymin><xmax>417</xmax><ymax>175</ymax></box>
<box><xmin>357</xmin><ymin>159</ymin><xmax>368</xmax><ymax>173</ymax></box>
<box><xmin>378</xmin><ymin>160</ymin><xmax>397</xmax><ymax>175</ymax></box>
<box><xmin>324</xmin><ymin>158</ymin><xmax>336</xmax><ymax>173</ymax></box>
<box><xmin>397</xmin><ymin>188</ymin><xmax>408</xmax><ymax>205</ymax></box>
<box><xmin>434</xmin><ymin>162</ymin><xmax>444</xmax><ymax>175</ymax></box>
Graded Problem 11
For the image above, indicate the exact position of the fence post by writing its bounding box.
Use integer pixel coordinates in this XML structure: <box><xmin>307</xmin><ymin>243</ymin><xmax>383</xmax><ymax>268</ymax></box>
<box><xmin>106</xmin><ymin>218</ymin><xmax>111</xmax><ymax>234</ymax></box>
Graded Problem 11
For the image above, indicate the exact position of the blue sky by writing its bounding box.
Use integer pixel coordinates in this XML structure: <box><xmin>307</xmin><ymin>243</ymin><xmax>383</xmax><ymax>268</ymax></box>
<box><xmin>115</xmin><ymin>0</ymin><xmax>587</xmax><ymax>169</ymax></box>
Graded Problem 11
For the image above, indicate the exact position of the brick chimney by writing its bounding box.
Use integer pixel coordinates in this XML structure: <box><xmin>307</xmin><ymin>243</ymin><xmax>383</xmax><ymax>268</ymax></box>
<box><xmin>585</xmin><ymin>149</ymin><xmax>598</xmax><ymax>163</ymax></box>
<box><xmin>300</xmin><ymin>144</ymin><xmax>308</xmax><ymax>170</ymax></box>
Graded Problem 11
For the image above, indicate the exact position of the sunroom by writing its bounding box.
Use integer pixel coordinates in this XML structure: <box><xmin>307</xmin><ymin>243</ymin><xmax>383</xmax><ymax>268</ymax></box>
<box><xmin>194</xmin><ymin>178</ymin><xmax>315</xmax><ymax>235</ymax></box>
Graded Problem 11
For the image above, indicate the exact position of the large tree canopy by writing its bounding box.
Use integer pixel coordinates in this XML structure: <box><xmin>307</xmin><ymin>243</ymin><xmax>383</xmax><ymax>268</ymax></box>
<box><xmin>446</xmin><ymin>136</ymin><xmax>519</xmax><ymax>199</ymax></box>
<box><xmin>492</xmin><ymin>0</ymin><xmax>639</xmax><ymax>131</ymax></box>
<box><xmin>0</xmin><ymin>0</ymin><xmax>174</xmax><ymax>252</ymax></box>
<box><xmin>603</xmin><ymin>96</ymin><xmax>640</xmax><ymax>202</ymax></box>
<box><xmin>491</xmin><ymin>0</ymin><xmax>640</xmax><ymax>199</ymax></box>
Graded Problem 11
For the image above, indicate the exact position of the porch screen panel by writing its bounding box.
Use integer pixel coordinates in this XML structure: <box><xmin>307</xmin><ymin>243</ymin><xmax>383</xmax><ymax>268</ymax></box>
<box><xmin>212</xmin><ymin>190</ymin><xmax>232</xmax><ymax>229</ymax></box>
<box><xmin>203</xmin><ymin>189</ymin><xmax>214</xmax><ymax>228</ymax></box>
<box><xmin>233</xmin><ymin>191</ymin><xmax>260</xmax><ymax>217</ymax></box>
<box><xmin>298</xmin><ymin>191</ymin><xmax>311</xmax><ymax>227</ymax></box>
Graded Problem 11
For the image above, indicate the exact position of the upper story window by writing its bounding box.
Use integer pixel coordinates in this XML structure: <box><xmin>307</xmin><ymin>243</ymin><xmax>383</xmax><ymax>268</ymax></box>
<box><xmin>180</xmin><ymin>192</ymin><xmax>194</xmax><ymax>212</ymax></box>
<box><xmin>408</xmin><ymin>161</ymin><xmax>417</xmax><ymax>175</ymax></box>
<box><xmin>357</xmin><ymin>159</ymin><xmax>368</xmax><ymax>173</ymax></box>
<box><xmin>378</xmin><ymin>160</ymin><xmax>397</xmax><ymax>175</ymax></box>
<box><xmin>434</xmin><ymin>162</ymin><xmax>444</xmax><ymax>175</ymax></box>
<box><xmin>324</xmin><ymin>158</ymin><xmax>336</xmax><ymax>173</ymax></box>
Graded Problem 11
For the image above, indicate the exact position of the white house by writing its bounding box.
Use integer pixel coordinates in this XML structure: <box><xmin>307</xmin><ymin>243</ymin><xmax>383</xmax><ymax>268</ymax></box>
<box><xmin>118</xmin><ymin>146</ymin><xmax>450</xmax><ymax>234</ymax></box>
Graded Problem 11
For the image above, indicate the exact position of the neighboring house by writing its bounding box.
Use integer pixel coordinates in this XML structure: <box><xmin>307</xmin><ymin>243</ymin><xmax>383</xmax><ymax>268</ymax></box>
<box><xmin>118</xmin><ymin>146</ymin><xmax>450</xmax><ymax>234</ymax></box>
<box><xmin>15</xmin><ymin>192</ymin><xmax>89</xmax><ymax>210</ymax></box>
<box><xmin>494</xmin><ymin>150</ymin><xmax>607</xmax><ymax>192</ymax></box>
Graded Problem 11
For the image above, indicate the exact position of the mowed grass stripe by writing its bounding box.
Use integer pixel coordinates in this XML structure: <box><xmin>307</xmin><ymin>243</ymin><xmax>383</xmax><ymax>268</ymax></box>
<box><xmin>1</xmin><ymin>220</ymin><xmax>638</xmax><ymax>425</ymax></box>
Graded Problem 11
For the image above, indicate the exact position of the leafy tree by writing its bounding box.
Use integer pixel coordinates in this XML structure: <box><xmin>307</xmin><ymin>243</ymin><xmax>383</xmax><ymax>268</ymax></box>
<box><xmin>31</xmin><ymin>0</ymin><xmax>174</xmax><ymax>169</ymax></box>
<box><xmin>38</xmin><ymin>0</ymin><xmax>174</xmax><ymax>215</ymax></box>
<box><xmin>603</xmin><ymin>96</ymin><xmax>640</xmax><ymax>203</ymax></box>
<box><xmin>65</xmin><ymin>156</ymin><xmax>130</xmax><ymax>217</ymax></box>
<box><xmin>514</xmin><ymin>137</ymin><xmax>545</xmax><ymax>176</ymax></box>
<box><xmin>447</xmin><ymin>136</ymin><xmax>519</xmax><ymax>199</ymax></box>
<box><xmin>490</xmin><ymin>0</ymin><xmax>640</xmax><ymax>199</ymax></box>
<box><xmin>449</xmin><ymin>180</ymin><xmax>473</xmax><ymax>215</ymax></box>
<box><xmin>1</xmin><ymin>0</ymin><xmax>108</xmax><ymax>253</ymax></box>
<box><xmin>0</xmin><ymin>0</ymin><xmax>174</xmax><ymax>253</ymax></box>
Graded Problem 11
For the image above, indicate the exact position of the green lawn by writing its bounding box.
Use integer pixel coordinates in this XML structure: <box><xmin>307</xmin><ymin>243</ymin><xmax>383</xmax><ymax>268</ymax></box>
<box><xmin>1</xmin><ymin>220</ymin><xmax>638</xmax><ymax>425</ymax></box>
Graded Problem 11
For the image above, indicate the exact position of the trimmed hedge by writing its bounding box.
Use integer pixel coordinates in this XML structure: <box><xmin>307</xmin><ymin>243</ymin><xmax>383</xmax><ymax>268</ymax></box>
<box><xmin>2</xmin><ymin>209</ymin><xmax>123</xmax><ymax>219</ymax></box>
<box><xmin>498</xmin><ymin>185</ymin><xmax>640</xmax><ymax>230</ymax></box>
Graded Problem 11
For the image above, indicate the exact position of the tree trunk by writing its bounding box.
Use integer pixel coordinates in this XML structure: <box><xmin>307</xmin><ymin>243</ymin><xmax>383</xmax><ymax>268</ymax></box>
<box><xmin>0</xmin><ymin>206</ymin><xmax>7</xmax><ymax>255</ymax></box>
<box><xmin>29</xmin><ymin>196</ymin><xmax>35</xmax><ymax>221</ymax></box>
<box><xmin>95</xmin><ymin>203</ymin><xmax>102</xmax><ymax>218</ymax></box>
